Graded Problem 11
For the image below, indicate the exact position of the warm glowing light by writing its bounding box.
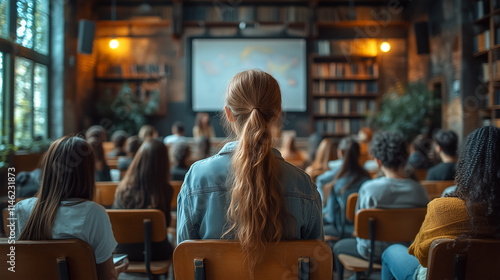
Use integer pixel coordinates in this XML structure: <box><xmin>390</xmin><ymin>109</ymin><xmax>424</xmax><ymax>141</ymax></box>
<box><xmin>109</xmin><ymin>39</ymin><xmax>119</xmax><ymax>49</ymax></box>
<box><xmin>381</xmin><ymin>42</ymin><xmax>391</xmax><ymax>52</ymax></box>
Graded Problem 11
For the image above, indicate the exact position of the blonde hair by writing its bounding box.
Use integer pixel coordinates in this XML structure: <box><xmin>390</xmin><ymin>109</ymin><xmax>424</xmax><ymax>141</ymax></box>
<box><xmin>223</xmin><ymin>69</ymin><xmax>291</xmax><ymax>271</ymax></box>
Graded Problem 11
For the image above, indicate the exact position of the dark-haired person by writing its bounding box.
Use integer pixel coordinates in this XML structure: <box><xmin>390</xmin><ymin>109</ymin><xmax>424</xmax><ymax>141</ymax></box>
<box><xmin>117</xmin><ymin>136</ymin><xmax>142</xmax><ymax>171</ymax></box>
<box><xmin>333</xmin><ymin>131</ymin><xmax>429</xmax><ymax>280</ymax></box>
<box><xmin>15</xmin><ymin>136</ymin><xmax>127</xmax><ymax>280</ymax></box>
<box><xmin>322</xmin><ymin>137</ymin><xmax>370</xmax><ymax>237</ymax></box>
<box><xmin>170</xmin><ymin>142</ymin><xmax>190</xmax><ymax>181</ymax></box>
<box><xmin>113</xmin><ymin>139</ymin><xmax>174</xmax><ymax>261</ymax></box>
<box><xmin>85</xmin><ymin>125</ymin><xmax>107</xmax><ymax>142</ymax></box>
<box><xmin>381</xmin><ymin>126</ymin><xmax>500</xmax><ymax>280</ymax></box>
<box><xmin>196</xmin><ymin>136</ymin><xmax>211</xmax><ymax>160</ymax></box>
<box><xmin>177</xmin><ymin>70</ymin><xmax>323</xmax><ymax>272</ymax></box>
<box><xmin>107</xmin><ymin>130</ymin><xmax>128</xmax><ymax>158</ymax></box>
<box><xmin>408</xmin><ymin>134</ymin><xmax>434</xmax><ymax>170</ymax></box>
<box><xmin>426</xmin><ymin>129</ymin><xmax>458</xmax><ymax>181</ymax></box>
<box><xmin>163</xmin><ymin>121</ymin><xmax>187</xmax><ymax>146</ymax></box>
<box><xmin>88</xmin><ymin>137</ymin><xmax>112</xmax><ymax>182</ymax></box>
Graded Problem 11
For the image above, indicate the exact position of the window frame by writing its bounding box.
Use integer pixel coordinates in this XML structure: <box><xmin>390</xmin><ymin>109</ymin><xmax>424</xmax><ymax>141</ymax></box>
<box><xmin>0</xmin><ymin>0</ymin><xmax>51</xmax><ymax>147</ymax></box>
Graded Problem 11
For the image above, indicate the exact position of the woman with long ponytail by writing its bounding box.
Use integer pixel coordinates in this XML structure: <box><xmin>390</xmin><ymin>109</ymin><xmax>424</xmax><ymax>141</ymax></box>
<box><xmin>177</xmin><ymin>69</ymin><xmax>323</xmax><ymax>272</ymax></box>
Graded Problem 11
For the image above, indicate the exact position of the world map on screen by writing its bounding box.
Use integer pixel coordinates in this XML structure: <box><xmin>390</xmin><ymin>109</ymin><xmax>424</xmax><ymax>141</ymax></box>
<box><xmin>192</xmin><ymin>38</ymin><xmax>307</xmax><ymax>112</ymax></box>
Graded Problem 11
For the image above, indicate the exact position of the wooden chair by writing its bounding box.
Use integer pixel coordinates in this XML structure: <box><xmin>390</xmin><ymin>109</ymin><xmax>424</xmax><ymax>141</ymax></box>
<box><xmin>174</xmin><ymin>239</ymin><xmax>333</xmax><ymax>280</ymax></box>
<box><xmin>0</xmin><ymin>239</ymin><xmax>98</xmax><ymax>280</ymax></box>
<box><xmin>426</xmin><ymin>238</ymin><xmax>500</xmax><ymax>280</ymax></box>
<box><xmin>324</xmin><ymin>192</ymin><xmax>359</xmax><ymax>242</ymax></box>
<box><xmin>420</xmin><ymin>180</ymin><xmax>455</xmax><ymax>200</ymax></box>
<box><xmin>338</xmin><ymin>207</ymin><xmax>427</xmax><ymax>279</ymax></box>
<box><xmin>103</xmin><ymin>141</ymin><xmax>114</xmax><ymax>158</ymax></box>
<box><xmin>170</xmin><ymin>181</ymin><xmax>183</xmax><ymax>211</ymax></box>
<box><xmin>107</xmin><ymin>158</ymin><xmax>119</xmax><ymax>170</ymax></box>
<box><xmin>106</xmin><ymin>209</ymin><xmax>171</xmax><ymax>280</ymax></box>
<box><xmin>94</xmin><ymin>182</ymin><xmax>119</xmax><ymax>208</ymax></box>
<box><xmin>413</xmin><ymin>169</ymin><xmax>428</xmax><ymax>181</ymax></box>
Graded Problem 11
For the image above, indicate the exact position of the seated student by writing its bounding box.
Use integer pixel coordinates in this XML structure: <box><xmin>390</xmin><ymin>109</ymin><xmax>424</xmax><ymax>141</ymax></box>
<box><xmin>315</xmin><ymin>142</ymin><xmax>346</xmax><ymax>205</ymax></box>
<box><xmin>113</xmin><ymin>139</ymin><xmax>174</xmax><ymax>261</ymax></box>
<box><xmin>426</xmin><ymin>129</ymin><xmax>458</xmax><ymax>181</ymax></box>
<box><xmin>305</xmin><ymin>138</ymin><xmax>336</xmax><ymax>182</ymax></box>
<box><xmin>280</xmin><ymin>131</ymin><xmax>307</xmax><ymax>163</ymax></box>
<box><xmin>170</xmin><ymin>142</ymin><xmax>190</xmax><ymax>181</ymax></box>
<box><xmin>107</xmin><ymin>130</ymin><xmax>128</xmax><ymax>158</ymax></box>
<box><xmin>408</xmin><ymin>134</ymin><xmax>434</xmax><ymax>170</ymax></box>
<box><xmin>163</xmin><ymin>121</ymin><xmax>187</xmax><ymax>146</ymax></box>
<box><xmin>322</xmin><ymin>137</ymin><xmax>370</xmax><ymax>237</ymax></box>
<box><xmin>16</xmin><ymin>136</ymin><xmax>127</xmax><ymax>280</ymax></box>
<box><xmin>333</xmin><ymin>131</ymin><xmax>429</xmax><ymax>280</ymax></box>
<box><xmin>138</xmin><ymin>124</ymin><xmax>158</xmax><ymax>140</ymax></box>
<box><xmin>381</xmin><ymin>126</ymin><xmax>500</xmax><ymax>280</ymax></box>
<box><xmin>16</xmin><ymin>157</ymin><xmax>43</xmax><ymax>198</ymax></box>
<box><xmin>86</xmin><ymin>125</ymin><xmax>107</xmax><ymax>142</ymax></box>
<box><xmin>117</xmin><ymin>136</ymin><xmax>142</xmax><ymax>171</ymax></box>
<box><xmin>88</xmin><ymin>138</ymin><xmax>112</xmax><ymax>182</ymax></box>
<box><xmin>195</xmin><ymin>136</ymin><xmax>211</xmax><ymax>160</ymax></box>
<box><xmin>177</xmin><ymin>70</ymin><xmax>323</xmax><ymax>271</ymax></box>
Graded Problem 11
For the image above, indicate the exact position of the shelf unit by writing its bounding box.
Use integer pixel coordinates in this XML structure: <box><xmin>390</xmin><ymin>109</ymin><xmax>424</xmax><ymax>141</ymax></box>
<box><xmin>473</xmin><ymin>0</ymin><xmax>500</xmax><ymax>127</ymax></box>
<box><xmin>310</xmin><ymin>53</ymin><xmax>380</xmax><ymax>137</ymax></box>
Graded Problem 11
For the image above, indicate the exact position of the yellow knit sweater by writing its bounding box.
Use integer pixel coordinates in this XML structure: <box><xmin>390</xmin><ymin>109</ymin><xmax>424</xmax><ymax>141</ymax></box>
<box><xmin>408</xmin><ymin>197</ymin><xmax>473</xmax><ymax>267</ymax></box>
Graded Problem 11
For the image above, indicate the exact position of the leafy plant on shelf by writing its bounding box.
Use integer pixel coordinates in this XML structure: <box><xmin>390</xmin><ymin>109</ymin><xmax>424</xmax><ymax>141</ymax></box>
<box><xmin>97</xmin><ymin>83</ymin><xmax>160</xmax><ymax>135</ymax></box>
<box><xmin>368</xmin><ymin>82</ymin><xmax>441</xmax><ymax>141</ymax></box>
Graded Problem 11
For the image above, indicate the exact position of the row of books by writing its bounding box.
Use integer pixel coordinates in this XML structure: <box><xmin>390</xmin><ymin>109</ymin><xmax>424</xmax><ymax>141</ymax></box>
<box><xmin>312</xmin><ymin>62</ymin><xmax>378</xmax><ymax>78</ymax></box>
<box><xmin>313</xmin><ymin>81</ymin><xmax>378</xmax><ymax>94</ymax></box>
<box><xmin>182</xmin><ymin>6</ymin><xmax>308</xmax><ymax>22</ymax></box>
<box><xmin>314</xmin><ymin>99</ymin><xmax>376</xmax><ymax>115</ymax></box>
<box><xmin>314</xmin><ymin>119</ymin><xmax>366</xmax><ymax>135</ymax></box>
<box><xmin>473</xmin><ymin>30</ymin><xmax>490</xmax><ymax>53</ymax></box>
<box><xmin>315</xmin><ymin>39</ymin><xmax>378</xmax><ymax>57</ymax></box>
<box><xmin>96</xmin><ymin>63</ymin><xmax>170</xmax><ymax>77</ymax></box>
<box><xmin>316</xmin><ymin>6</ymin><xmax>403</xmax><ymax>22</ymax></box>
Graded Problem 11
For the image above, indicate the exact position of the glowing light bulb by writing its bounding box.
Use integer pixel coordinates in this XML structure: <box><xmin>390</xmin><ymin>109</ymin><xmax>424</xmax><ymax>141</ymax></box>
<box><xmin>381</xmin><ymin>42</ymin><xmax>390</xmax><ymax>52</ymax></box>
<box><xmin>109</xmin><ymin>39</ymin><xmax>119</xmax><ymax>49</ymax></box>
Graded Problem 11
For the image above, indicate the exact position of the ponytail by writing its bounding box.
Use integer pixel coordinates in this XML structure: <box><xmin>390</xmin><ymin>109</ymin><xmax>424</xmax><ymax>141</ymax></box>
<box><xmin>223</xmin><ymin>69</ymin><xmax>290</xmax><ymax>272</ymax></box>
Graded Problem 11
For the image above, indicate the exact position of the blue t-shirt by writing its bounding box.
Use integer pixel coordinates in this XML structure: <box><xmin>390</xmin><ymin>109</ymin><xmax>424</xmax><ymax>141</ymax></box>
<box><xmin>355</xmin><ymin>177</ymin><xmax>429</xmax><ymax>259</ymax></box>
<box><xmin>15</xmin><ymin>198</ymin><xmax>117</xmax><ymax>264</ymax></box>
<box><xmin>177</xmin><ymin>141</ymin><xmax>324</xmax><ymax>244</ymax></box>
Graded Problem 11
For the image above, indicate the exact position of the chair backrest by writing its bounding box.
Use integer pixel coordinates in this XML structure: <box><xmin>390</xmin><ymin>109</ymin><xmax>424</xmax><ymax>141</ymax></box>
<box><xmin>94</xmin><ymin>182</ymin><xmax>119</xmax><ymax>207</ymax></box>
<box><xmin>103</xmin><ymin>141</ymin><xmax>114</xmax><ymax>158</ymax></box>
<box><xmin>174</xmin><ymin>240</ymin><xmax>333</xmax><ymax>280</ymax></box>
<box><xmin>426</xmin><ymin>238</ymin><xmax>500</xmax><ymax>280</ymax></box>
<box><xmin>413</xmin><ymin>169</ymin><xmax>428</xmax><ymax>181</ymax></box>
<box><xmin>170</xmin><ymin>181</ymin><xmax>183</xmax><ymax>210</ymax></box>
<box><xmin>420</xmin><ymin>180</ymin><xmax>455</xmax><ymax>200</ymax></box>
<box><xmin>346</xmin><ymin>193</ymin><xmax>359</xmax><ymax>223</ymax></box>
<box><xmin>107</xmin><ymin>158</ymin><xmax>119</xmax><ymax>170</ymax></box>
<box><xmin>106</xmin><ymin>209</ymin><xmax>167</xmax><ymax>243</ymax></box>
<box><xmin>0</xmin><ymin>239</ymin><xmax>98</xmax><ymax>280</ymax></box>
<box><xmin>354</xmin><ymin>208</ymin><xmax>427</xmax><ymax>242</ymax></box>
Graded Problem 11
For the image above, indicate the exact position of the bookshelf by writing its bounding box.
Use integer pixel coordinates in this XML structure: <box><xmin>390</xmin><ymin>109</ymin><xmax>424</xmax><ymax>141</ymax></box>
<box><xmin>310</xmin><ymin>52</ymin><xmax>379</xmax><ymax>137</ymax></box>
<box><xmin>473</xmin><ymin>0</ymin><xmax>500</xmax><ymax>127</ymax></box>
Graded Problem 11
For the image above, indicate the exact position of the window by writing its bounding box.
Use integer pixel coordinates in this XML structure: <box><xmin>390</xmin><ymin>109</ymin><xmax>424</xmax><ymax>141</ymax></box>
<box><xmin>1</xmin><ymin>0</ymin><xmax>50</xmax><ymax>148</ymax></box>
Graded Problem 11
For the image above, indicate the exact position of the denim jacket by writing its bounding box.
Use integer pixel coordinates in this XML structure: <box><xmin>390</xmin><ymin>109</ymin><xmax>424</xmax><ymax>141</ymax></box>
<box><xmin>177</xmin><ymin>141</ymin><xmax>324</xmax><ymax>244</ymax></box>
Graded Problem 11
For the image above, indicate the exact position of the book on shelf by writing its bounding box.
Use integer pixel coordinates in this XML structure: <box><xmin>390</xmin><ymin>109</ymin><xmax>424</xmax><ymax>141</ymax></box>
<box><xmin>483</xmin><ymin>63</ymin><xmax>490</xmax><ymax>82</ymax></box>
<box><xmin>314</xmin><ymin>99</ymin><xmax>375</xmax><ymax>115</ymax></box>
<box><xmin>475</xmin><ymin>0</ymin><xmax>485</xmax><ymax>20</ymax></box>
<box><xmin>313</xmin><ymin>80</ymin><xmax>378</xmax><ymax>94</ymax></box>
<box><xmin>474</xmin><ymin>30</ymin><xmax>490</xmax><ymax>53</ymax></box>
<box><xmin>314</xmin><ymin>119</ymin><xmax>367</xmax><ymax>135</ymax></box>
<box><xmin>312</xmin><ymin>62</ymin><xmax>378</xmax><ymax>78</ymax></box>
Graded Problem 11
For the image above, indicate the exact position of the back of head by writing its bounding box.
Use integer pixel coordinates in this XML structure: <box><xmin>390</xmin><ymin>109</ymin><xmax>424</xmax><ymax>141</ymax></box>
<box><xmin>412</xmin><ymin>134</ymin><xmax>432</xmax><ymax>156</ymax></box>
<box><xmin>138</xmin><ymin>125</ymin><xmax>157</xmax><ymax>140</ymax></box>
<box><xmin>172</xmin><ymin>121</ymin><xmax>185</xmax><ymax>135</ymax></box>
<box><xmin>125</xmin><ymin>136</ymin><xmax>142</xmax><ymax>156</ymax></box>
<box><xmin>433</xmin><ymin>129</ymin><xmax>458</xmax><ymax>157</ymax></box>
<box><xmin>111</xmin><ymin>130</ymin><xmax>129</xmax><ymax>148</ymax></box>
<box><xmin>454</xmin><ymin>126</ymin><xmax>500</xmax><ymax>235</ymax></box>
<box><xmin>335</xmin><ymin>137</ymin><xmax>369</xmax><ymax>193</ymax></box>
<box><xmin>223</xmin><ymin>69</ymin><xmax>288</xmax><ymax>270</ymax></box>
<box><xmin>87</xmin><ymin>137</ymin><xmax>106</xmax><ymax>163</ymax></box>
<box><xmin>118</xmin><ymin>139</ymin><xmax>170</xmax><ymax>214</ymax></box>
<box><xmin>369</xmin><ymin>131</ymin><xmax>408</xmax><ymax>170</ymax></box>
<box><xmin>197</xmin><ymin>136</ymin><xmax>211</xmax><ymax>159</ymax></box>
<box><xmin>85</xmin><ymin>125</ymin><xmax>106</xmax><ymax>142</ymax></box>
<box><xmin>19</xmin><ymin>136</ymin><xmax>95</xmax><ymax>240</ymax></box>
<box><xmin>171</xmin><ymin>142</ymin><xmax>190</xmax><ymax>166</ymax></box>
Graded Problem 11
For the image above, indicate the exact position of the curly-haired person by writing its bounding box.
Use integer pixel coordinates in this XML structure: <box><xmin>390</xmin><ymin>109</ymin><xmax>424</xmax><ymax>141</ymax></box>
<box><xmin>332</xmin><ymin>131</ymin><xmax>429</xmax><ymax>280</ymax></box>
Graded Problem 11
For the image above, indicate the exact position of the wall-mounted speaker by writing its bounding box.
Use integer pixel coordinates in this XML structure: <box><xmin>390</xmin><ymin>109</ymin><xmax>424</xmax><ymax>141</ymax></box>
<box><xmin>414</xmin><ymin>22</ymin><xmax>430</xmax><ymax>54</ymax></box>
<box><xmin>78</xmin><ymin>20</ymin><xmax>95</xmax><ymax>54</ymax></box>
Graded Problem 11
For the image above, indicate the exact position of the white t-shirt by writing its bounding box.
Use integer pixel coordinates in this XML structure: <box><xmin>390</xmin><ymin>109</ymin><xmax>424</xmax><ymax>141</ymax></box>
<box><xmin>15</xmin><ymin>198</ymin><xmax>117</xmax><ymax>264</ymax></box>
<box><xmin>163</xmin><ymin>134</ymin><xmax>187</xmax><ymax>145</ymax></box>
